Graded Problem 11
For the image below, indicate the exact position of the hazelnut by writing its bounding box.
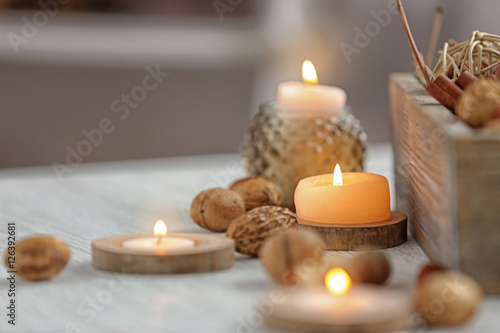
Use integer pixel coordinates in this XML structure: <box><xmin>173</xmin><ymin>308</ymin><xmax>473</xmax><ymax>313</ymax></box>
<box><xmin>190</xmin><ymin>188</ymin><xmax>245</xmax><ymax>232</ymax></box>
<box><xmin>226</xmin><ymin>206</ymin><xmax>297</xmax><ymax>256</ymax></box>
<box><xmin>348</xmin><ymin>251</ymin><xmax>391</xmax><ymax>285</ymax></box>
<box><xmin>417</xmin><ymin>271</ymin><xmax>483</xmax><ymax>326</ymax></box>
<box><xmin>229</xmin><ymin>176</ymin><xmax>282</xmax><ymax>211</ymax></box>
<box><xmin>4</xmin><ymin>236</ymin><xmax>70</xmax><ymax>281</ymax></box>
<box><xmin>259</xmin><ymin>229</ymin><xmax>324</xmax><ymax>285</ymax></box>
<box><xmin>318</xmin><ymin>252</ymin><xmax>391</xmax><ymax>285</ymax></box>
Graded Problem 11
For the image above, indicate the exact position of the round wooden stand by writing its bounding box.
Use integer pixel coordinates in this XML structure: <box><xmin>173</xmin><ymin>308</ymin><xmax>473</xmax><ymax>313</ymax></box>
<box><xmin>298</xmin><ymin>212</ymin><xmax>407</xmax><ymax>250</ymax></box>
<box><xmin>92</xmin><ymin>233</ymin><xmax>234</xmax><ymax>274</ymax></box>
<box><xmin>266</xmin><ymin>287</ymin><xmax>410</xmax><ymax>333</ymax></box>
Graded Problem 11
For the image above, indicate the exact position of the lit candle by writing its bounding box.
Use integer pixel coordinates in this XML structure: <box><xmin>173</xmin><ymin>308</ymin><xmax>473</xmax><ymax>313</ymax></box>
<box><xmin>294</xmin><ymin>164</ymin><xmax>390</xmax><ymax>224</ymax></box>
<box><xmin>325</xmin><ymin>267</ymin><xmax>352</xmax><ymax>295</ymax></box>
<box><xmin>122</xmin><ymin>220</ymin><xmax>195</xmax><ymax>251</ymax></box>
<box><xmin>265</xmin><ymin>267</ymin><xmax>411</xmax><ymax>331</ymax></box>
<box><xmin>278</xmin><ymin>60</ymin><xmax>347</xmax><ymax>113</ymax></box>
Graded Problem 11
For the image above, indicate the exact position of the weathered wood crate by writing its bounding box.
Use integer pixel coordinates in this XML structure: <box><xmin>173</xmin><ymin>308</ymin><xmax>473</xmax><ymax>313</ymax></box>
<box><xmin>390</xmin><ymin>73</ymin><xmax>500</xmax><ymax>294</ymax></box>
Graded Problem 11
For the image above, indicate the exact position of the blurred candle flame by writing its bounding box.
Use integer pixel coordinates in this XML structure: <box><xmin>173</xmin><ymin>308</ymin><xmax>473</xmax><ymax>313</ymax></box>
<box><xmin>333</xmin><ymin>164</ymin><xmax>343</xmax><ymax>186</ymax></box>
<box><xmin>154</xmin><ymin>220</ymin><xmax>167</xmax><ymax>237</ymax></box>
<box><xmin>302</xmin><ymin>60</ymin><xmax>318</xmax><ymax>85</ymax></box>
<box><xmin>325</xmin><ymin>268</ymin><xmax>352</xmax><ymax>295</ymax></box>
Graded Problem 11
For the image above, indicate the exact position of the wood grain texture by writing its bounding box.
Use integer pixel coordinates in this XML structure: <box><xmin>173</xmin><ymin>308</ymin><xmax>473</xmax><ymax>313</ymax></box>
<box><xmin>298</xmin><ymin>212</ymin><xmax>407</xmax><ymax>251</ymax></box>
<box><xmin>0</xmin><ymin>149</ymin><xmax>498</xmax><ymax>332</ymax></box>
<box><xmin>92</xmin><ymin>234</ymin><xmax>234</xmax><ymax>274</ymax></box>
<box><xmin>390</xmin><ymin>73</ymin><xmax>500</xmax><ymax>294</ymax></box>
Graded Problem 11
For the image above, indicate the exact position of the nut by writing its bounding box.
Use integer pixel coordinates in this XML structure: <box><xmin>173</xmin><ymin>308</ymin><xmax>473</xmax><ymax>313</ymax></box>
<box><xmin>229</xmin><ymin>176</ymin><xmax>282</xmax><ymax>211</ymax></box>
<box><xmin>4</xmin><ymin>236</ymin><xmax>70</xmax><ymax>281</ymax></box>
<box><xmin>485</xmin><ymin>118</ymin><xmax>500</xmax><ymax>130</ymax></box>
<box><xmin>226</xmin><ymin>206</ymin><xmax>298</xmax><ymax>256</ymax></box>
<box><xmin>348</xmin><ymin>252</ymin><xmax>391</xmax><ymax>285</ymax></box>
<box><xmin>318</xmin><ymin>252</ymin><xmax>391</xmax><ymax>286</ymax></box>
<box><xmin>418</xmin><ymin>264</ymin><xmax>444</xmax><ymax>285</ymax></box>
<box><xmin>485</xmin><ymin>107</ymin><xmax>500</xmax><ymax>130</ymax></box>
<box><xmin>190</xmin><ymin>188</ymin><xmax>245</xmax><ymax>232</ymax></box>
<box><xmin>260</xmin><ymin>229</ymin><xmax>324</xmax><ymax>285</ymax></box>
<box><xmin>456</xmin><ymin>78</ymin><xmax>500</xmax><ymax>127</ymax></box>
<box><xmin>417</xmin><ymin>271</ymin><xmax>483</xmax><ymax>326</ymax></box>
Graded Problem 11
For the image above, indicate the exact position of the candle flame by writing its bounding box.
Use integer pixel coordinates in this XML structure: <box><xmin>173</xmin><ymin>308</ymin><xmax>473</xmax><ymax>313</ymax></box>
<box><xmin>302</xmin><ymin>60</ymin><xmax>318</xmax><ymax>85</ymax></box>
<box><xmin>333</xmin><ymin>164</ymin><xmax>343</xmax><ymax>186</ymax></box>
<box><xmin>154</xmin><ymin>220</ymin><xmax>167</xmax><ymax>237</ymax></box>
<box><xmin>325</xmin><ymin>268</ymin><xmax>352</xmax><ymax>295</ymax></box>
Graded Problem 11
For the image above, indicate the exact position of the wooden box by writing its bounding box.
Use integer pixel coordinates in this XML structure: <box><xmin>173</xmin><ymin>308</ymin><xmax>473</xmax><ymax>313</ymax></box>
<box><xmin>390</xmin><ymin>73</ymin><xmax>500</xmax><ymax>294</ymax></box>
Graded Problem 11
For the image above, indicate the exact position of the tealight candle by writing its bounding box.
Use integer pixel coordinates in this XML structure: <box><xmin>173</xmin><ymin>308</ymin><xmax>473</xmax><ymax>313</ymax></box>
<box><xmin>278</xmin><ymin>60</ymin><xmax>347</xmax><ymax>113</ymax></box>
<box><xmin>294</xmin><ymin>164</ymin><xmax>391</xmax><ymax>224</ymax></box>
<box><xmin>91</xmin><ymin>220</ymin><xmax>234</xmax><ymax>274</ymax></box>
<box><xmin>265</xmin><ymin>268</ymin><xmax>411</xmax><ymax>332</ymax></box>
<box><xmin>122</xmin><ymin>220</ymin><xmax>195</xmax><ymax>251</ymax></box>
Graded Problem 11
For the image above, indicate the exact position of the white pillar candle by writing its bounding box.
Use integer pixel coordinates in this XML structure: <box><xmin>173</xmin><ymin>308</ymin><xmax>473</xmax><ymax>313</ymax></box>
<box><xmin>278</xmin><ymin>60</ymin><xmax>347</xmax><ymax>113</ymax></box>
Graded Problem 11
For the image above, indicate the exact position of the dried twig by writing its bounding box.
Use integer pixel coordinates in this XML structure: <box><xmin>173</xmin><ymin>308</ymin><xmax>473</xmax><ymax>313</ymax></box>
<box><xmin>426</xmin><ymin>6</ymin><xmax>444</xmax><ymax>67</ymax></box>
<box><xmin>396</xmin><ymin>0</ymin><xmax>431</xmax><ymax>85</ymax></box>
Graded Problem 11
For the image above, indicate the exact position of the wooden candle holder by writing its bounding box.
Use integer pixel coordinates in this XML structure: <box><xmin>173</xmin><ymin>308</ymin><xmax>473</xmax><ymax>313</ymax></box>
<box><xmin>266</xmin><ymin>287</ymin><xmax>410</xmax><ymax>332</ymax></box>
<box><xmin>298</xmin><ymin>212</ymin><xmax>407</xmax><ymax>251</ymax></box>
<box><xmin>92</xmin><ymin>233</ymin><xmax>234</xmax><ymax>274</ymax></box>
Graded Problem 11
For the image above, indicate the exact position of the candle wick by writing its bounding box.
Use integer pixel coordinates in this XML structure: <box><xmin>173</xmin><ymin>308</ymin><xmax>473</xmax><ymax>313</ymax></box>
<box><xmin>156</xmin><ymin>236</ymin><xmax>162</xmax><ymax>245</ymax></box>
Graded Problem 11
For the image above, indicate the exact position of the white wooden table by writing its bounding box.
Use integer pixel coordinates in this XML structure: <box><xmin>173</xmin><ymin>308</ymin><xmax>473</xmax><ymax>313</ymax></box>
<box><xmin>1</xmin><ymin>144</ymin><xmax>498</xmax><ymax>333</ymax></box>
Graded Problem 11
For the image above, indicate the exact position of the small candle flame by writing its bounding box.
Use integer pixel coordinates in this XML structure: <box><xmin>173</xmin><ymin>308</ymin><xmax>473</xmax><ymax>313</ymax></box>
<box><xmin>333</xmin><ymin>164</ymin><xmax>343</xmax><ymax>186</ymax></box>
<box><xmin>325</xmin><ymin>268</ymin><xmax>352</xmax><ymax>295</ymax></box>
<box><xmin>302</xmin><ymin>60</ymin><xmax>318</xmax><ymax>85</ymax></box>
<box><xmin>154</xmin><ymin>220</ymin><xmax>167</xmax><ymax>246</ymax></box>
<box><xmin>154</xmin><ymin>220</ymin><xmax>167</xmax><ymax>237</ymax></box>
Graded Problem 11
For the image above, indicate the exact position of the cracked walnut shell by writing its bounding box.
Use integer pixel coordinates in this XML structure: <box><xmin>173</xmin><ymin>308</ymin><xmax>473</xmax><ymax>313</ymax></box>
<box><xmin>226</xmin><ymin>205</ymin><xmax>298</xmax><ymax>256</ymax></box>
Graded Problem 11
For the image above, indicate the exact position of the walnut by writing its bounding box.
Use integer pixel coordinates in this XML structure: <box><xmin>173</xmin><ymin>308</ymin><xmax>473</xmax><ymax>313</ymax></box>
<box><xmin>484</xmin><ymin>107</ymin><xmax>500</xmax><ymax>130</ymax></box>
<box><xmin>417</xmin><ymin>271</ymin><xmax>483</xmax><ymax>326</ymax></box>
<box><xmin>456</xmin><ymin>78</ymin><xmax>500</xmax><ymax>127</ymax></box>
<box><xmin>259</xmin><ymin>229</ymin><xmax>324</xmax><ymax>285</ymax></box>
<box><xmin>226</xmin><ymin>206</ymin><xmax>297</xmax><ymax>256</ymax></box>
<box><xmin>4</xmin><ymin>236</ymin><xmax>70</xmax><ymax>281</ymax></box>
<box><xmin>190</xmin><ymin>188</ymin><xmax>245</xmax><ymax>232</ymax></box>
<box><xmin>229</xmin><ymin>176</ymin><xmax>282</xmax><ymax>211</ymax></box>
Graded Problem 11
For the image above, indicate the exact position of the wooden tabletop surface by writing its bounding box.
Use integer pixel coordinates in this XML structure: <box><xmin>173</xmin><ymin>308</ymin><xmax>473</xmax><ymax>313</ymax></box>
<box><xmin>0</xmin><ymin>143</ymin><xmax>498</xmax><ymax>333</ymax></box>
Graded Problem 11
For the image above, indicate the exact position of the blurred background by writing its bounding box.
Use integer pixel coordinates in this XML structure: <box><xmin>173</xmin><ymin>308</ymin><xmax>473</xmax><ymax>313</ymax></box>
<box><xmin>0</xmin><ymin>0</ymin><xmax>498</xmax><ymax>169</ymax></box>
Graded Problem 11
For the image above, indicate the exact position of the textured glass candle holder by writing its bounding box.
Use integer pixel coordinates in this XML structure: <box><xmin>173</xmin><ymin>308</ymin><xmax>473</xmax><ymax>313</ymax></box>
<box><xmin>241</xmin><ymin>101</ymin><xmax>367</xmax><ymax>210</ymax></box>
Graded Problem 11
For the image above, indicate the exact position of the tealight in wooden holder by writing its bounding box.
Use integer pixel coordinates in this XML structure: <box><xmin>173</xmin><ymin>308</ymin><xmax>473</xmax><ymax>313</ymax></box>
<box><xmin>92</xmin><ymin>233</ymin><xmax>234</xmax><ymax>274</ymax></box>
<box><xmin>266</xmin><ymin>287</ymin><xmax>411</xmax><ymax>332</ymax></box>
<box><xmin>298</xmin><ymin>212</ymin><xmax>407</xmax><ymax>251</ymax></box>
